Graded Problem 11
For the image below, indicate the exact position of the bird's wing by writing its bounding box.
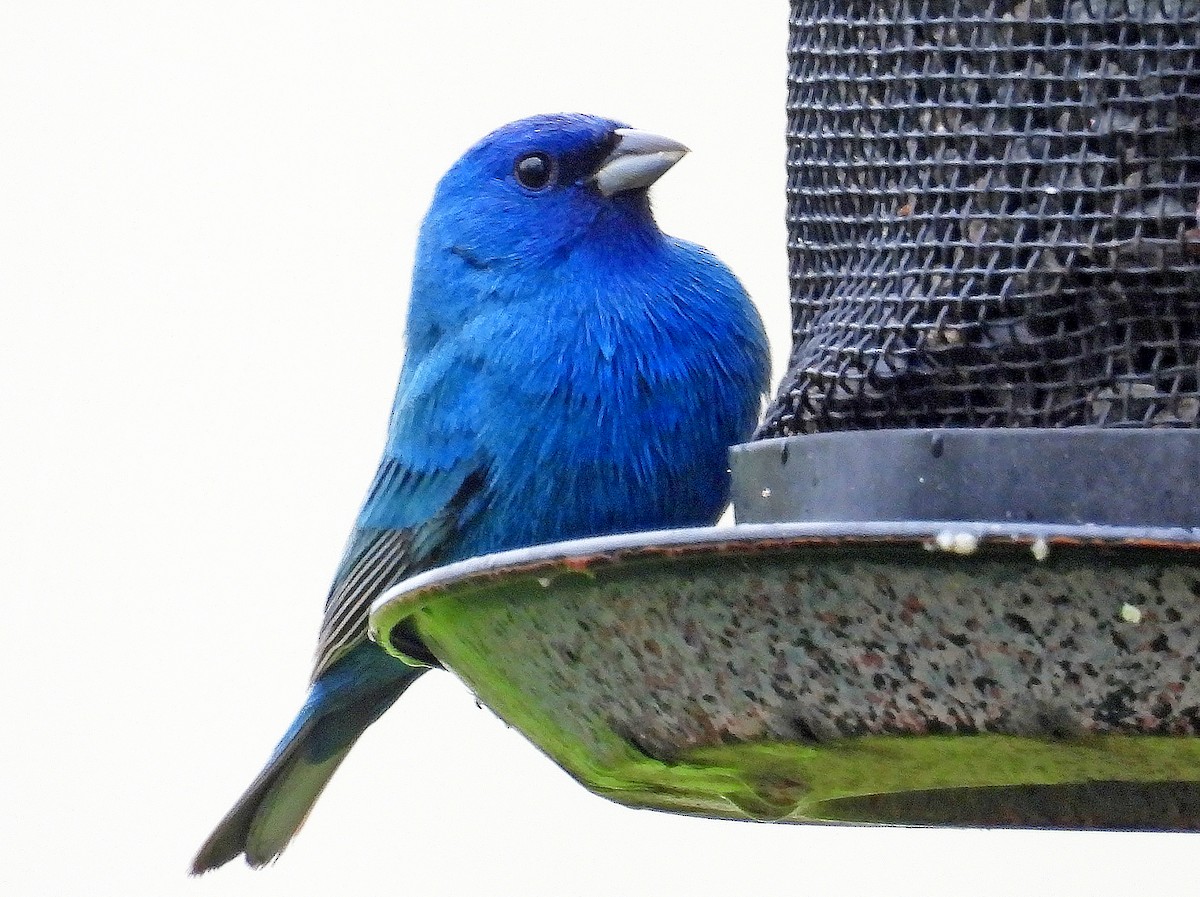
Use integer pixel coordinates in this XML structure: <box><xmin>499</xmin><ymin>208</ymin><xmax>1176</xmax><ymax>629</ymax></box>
<box><xmin>310</xmin><ymin>342</ymin><xmax>489</xmax><ymax>682</ymax></box>
<box><xmin>310</xmin><ymin>466</ymin><xmax>485</xmax><ymax>682</ymax></box>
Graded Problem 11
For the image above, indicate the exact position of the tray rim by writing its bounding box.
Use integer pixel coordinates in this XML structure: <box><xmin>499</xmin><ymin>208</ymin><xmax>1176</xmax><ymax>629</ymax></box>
<box><xmin>368</xmin><ymin>520</ymin><xmax>1200</xmax><ymax>647</ymax></box>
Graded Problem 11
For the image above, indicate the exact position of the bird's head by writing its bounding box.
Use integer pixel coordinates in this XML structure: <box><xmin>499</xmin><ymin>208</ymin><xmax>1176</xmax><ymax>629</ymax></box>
<box><xmin>418</xmin><ymin>113</ymin><xmax>689</xmax><ymax>274</ymax></box>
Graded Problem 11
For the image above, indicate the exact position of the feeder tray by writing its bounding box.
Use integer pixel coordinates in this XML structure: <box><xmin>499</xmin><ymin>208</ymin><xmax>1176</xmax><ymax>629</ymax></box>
<box><xmin>370</xmin><ymin>520</ymin><xmax>1200</xmax><ymax>830</ymax></box>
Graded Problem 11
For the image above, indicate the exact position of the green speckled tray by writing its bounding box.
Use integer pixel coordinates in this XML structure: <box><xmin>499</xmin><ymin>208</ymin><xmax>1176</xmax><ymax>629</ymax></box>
<box><xmin>368</xmin><ymin>522</ymin><xmax>1200</xmax><ymax>829</ymax></box>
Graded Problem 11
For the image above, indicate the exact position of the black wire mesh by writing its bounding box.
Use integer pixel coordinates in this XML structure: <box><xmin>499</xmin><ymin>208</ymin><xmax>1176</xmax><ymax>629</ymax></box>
<box><xmin>760</xmin><ymin>0</ymin><xmax>1200</xmax><ymax>436</ymax></box>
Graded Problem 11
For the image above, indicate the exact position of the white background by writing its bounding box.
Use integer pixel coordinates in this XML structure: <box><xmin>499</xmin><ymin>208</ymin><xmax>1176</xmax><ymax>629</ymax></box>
<box><xmin>2</xmin><ymin>2</ymin><xmax>1194</xmax><ymax>894</ymax></box>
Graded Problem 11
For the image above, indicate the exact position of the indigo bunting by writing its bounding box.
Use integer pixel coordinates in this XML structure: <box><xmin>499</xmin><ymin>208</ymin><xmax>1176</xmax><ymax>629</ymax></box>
<box><xmin>192</xmin><ymin>113</ymin><xmax>769</xmax><ymax>871</ymax></box>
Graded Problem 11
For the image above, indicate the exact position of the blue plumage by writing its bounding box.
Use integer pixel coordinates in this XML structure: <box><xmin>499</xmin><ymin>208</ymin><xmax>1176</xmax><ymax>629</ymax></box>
<box><xmin>192</xmin><ymin>113</ymin><xmax>769</xmax><ymax>871</ymax></box>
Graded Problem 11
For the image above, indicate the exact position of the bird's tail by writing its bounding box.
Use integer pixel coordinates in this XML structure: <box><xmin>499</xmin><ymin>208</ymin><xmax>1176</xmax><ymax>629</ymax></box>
<box><xmin>191</xmin><ymin>657</ymin><xmax>424</xmax><ymax>873</ymax></box>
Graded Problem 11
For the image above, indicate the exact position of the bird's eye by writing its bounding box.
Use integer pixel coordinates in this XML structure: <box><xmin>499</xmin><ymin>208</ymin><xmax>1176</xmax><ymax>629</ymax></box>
<box><xmin>514</xmin><ymin>153</ymin><xmax>554</xmax><ymax>190</ymax></box>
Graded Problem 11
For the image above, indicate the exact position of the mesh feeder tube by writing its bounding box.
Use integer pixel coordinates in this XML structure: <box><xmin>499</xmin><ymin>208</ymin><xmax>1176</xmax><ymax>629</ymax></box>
<box><xmin>762</xmin><ymin>0</ymin><xmax>1200</xmax><ymax>435</ymax></box>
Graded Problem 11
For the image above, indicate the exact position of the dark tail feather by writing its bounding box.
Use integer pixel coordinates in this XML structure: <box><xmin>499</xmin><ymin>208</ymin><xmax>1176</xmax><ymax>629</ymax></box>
<box><xmin>191</xmin><ymin>738</ymin><xmax>352</xmax><ymax>872</ymax></box>
<box><xmin>191</xmin><ymin>659</ymin><xmax>424</xmax><ymax>873</ymax></box>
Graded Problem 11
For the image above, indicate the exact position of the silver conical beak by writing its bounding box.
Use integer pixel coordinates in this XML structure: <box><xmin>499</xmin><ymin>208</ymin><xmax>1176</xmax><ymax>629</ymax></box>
<box><xmin>590</xmin><ymin>128</ymin><xmax>689</xmax><ymax>197</ymax></box>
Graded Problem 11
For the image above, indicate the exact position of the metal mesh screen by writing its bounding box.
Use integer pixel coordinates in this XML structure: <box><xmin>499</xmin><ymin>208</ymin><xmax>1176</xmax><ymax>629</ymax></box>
<box><xmin>760</xmin><ymin>0</ymin><xmax>1200</xmax><ymax>437</ymax></box>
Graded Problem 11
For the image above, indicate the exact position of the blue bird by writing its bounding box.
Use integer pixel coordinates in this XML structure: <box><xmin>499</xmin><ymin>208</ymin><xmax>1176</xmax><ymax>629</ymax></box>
<box><xmin>191</xmin><ymin>113</ymin><xmax>769</xmax><ymax>871</ymax></box>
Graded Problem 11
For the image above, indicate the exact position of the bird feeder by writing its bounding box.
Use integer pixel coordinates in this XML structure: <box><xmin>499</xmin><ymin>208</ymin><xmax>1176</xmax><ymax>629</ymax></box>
<box><xmin>371</xmin><ymin>0</ymin><xmax>1200</xmax><ymax>830</ymax></box>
